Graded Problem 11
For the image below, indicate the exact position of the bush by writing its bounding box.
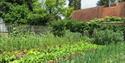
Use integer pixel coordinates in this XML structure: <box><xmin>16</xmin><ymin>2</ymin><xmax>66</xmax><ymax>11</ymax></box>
<box><xmin>92</xmin><ymin>30</ymin><xmax>124</xmax><ymax>45</ymax></box>
<box><xmin>51</xmin><ymin>19</ymin><xmax>89</xmax><ymax>36</ymax></box>
<box><xmin>51</xmin><ymin>18</ymin><xmax>125</xmax><ymax>42</ymax></box>
<box><xmin>2</xmin><ymin>4</ymin><xmax>29</xmax><ymax>24</ymax></box>
<box><xmin>104</xmin><ymin>16</ymin><xmax>125</xmax><ymax>22</ymax></box>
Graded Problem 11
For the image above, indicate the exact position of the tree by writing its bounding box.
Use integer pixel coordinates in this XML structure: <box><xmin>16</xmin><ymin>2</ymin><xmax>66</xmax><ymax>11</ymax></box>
<box><xmin>97</xmin><ymin>0</ymin><xmax>125</xmax><ymax>7</ymax></box>
<box><xmin>2</xmin><ymin>0</ymin><xmax>33</xmax><ymax>11</ymax></box>
<box><xmin>27</xmin><ymin>0</ymin><xmax>33</xmax><ymax>11</ymax></box>
<box><xmin>68</xmin><ymin>0</ymin><xmax>81</xmax><ymax>10</ymax></box>
<box><xmin>97</xmin><ymin>0</ymin><xmax>116</xmax><ymax>7</ymax></box>
<box><xmin>2</xmin><ymin>5</ymin><xmax>30</xmax><ymax>24</ymax></box>
<box><xmin>0</xmin><ymin>0</ymin><xmax>73</xmax><ymax>25</ymax></box>
<box><xmin>45</xmin><ymin>0</ymin><xmax>72</xmax><ymax>19</ymax></box>
<box><xmin>0</xmin><ymin>0</ymin><xmax>37</xmax><ymax>24</ymax></box>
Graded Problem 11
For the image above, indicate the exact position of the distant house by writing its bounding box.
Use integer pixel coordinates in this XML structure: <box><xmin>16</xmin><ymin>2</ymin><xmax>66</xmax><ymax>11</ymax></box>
<box><xmin>0</xmin><ymin>18</ymin><xmax>8</xmax><ymax>33</ymax></box>
<box><xmin>71</xmin><ymin>2</ymin><xmax>125</xmax><ymax>21</ymax></box>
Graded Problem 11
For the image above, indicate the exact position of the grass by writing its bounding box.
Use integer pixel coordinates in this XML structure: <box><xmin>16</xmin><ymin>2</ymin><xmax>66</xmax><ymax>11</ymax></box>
<box><xmin>0</xmin><ymin>31</ymin><xmax>125</xmax><ymax>63</ymax></box>
<box><xmin>0</xmin><ymin>42</ymin><xmax>97</xmax><ymax>63</ymax></box>
<box><xmin>0</xmin><ymin>31</ymin><xmax>99</xmax><ymax>63</ymax></box>
<box><xmin>60</xmin><ymin>43</ymin><xmax>125</xmax><ymax>63</ymax></box>
<box><xmin>0</xmin><ymin>33</ymin><xmax>8</xmax><ymax>37</ymax></box>
<box><xmin>0</xmin><ymin>31</ymin><xmax>91</xmax><ymax>52</ymax></box>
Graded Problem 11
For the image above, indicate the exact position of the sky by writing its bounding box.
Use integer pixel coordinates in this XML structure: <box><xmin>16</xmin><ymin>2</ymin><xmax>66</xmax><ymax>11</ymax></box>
<box><xmin>81</xmin><ymin>0</ymin><xmax>99</xmax><ymax>9</ymax></box>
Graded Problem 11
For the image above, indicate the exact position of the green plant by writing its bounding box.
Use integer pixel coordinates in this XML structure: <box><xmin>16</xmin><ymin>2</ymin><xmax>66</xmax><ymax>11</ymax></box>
<box><xmin>51</xmin><ymin>19</ymin><xmax>88</xmax><ymax>36</ymax></box>
<box><xmin>104</xmin><ymin>16</ymin><xmax>125</xmax><ymax>22</ymax></box>
<box><xmin>60</xmin><ymin>43</ymin><xmax>125</xmax><ymax>63</ymax></box>
<box><xmin>92</xmin><ymin>30</ymin><xmax>123</xmax><ymax>45</ymax></box>
<box><xmin>0</xmin><ymin>31</ymin><xmax>98</xmax><ymax>63</ymax></box>
<box><xmin>0</xmin><ymin>30</ymin><xmax>91</xmax><ymax>52</ymax></box>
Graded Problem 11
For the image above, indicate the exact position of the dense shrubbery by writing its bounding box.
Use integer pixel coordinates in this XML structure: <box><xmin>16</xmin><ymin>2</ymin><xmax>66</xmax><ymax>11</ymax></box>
<box><xmin>2</xmin><ymin>4</ymin><xmax>30</xmax><ymax>24</ymax></box>
<box><xmin>90</xmin><ymin>16</ymin><xmax>125</xmax><ymax>22</ymax></box>
<box><xmin>51</xmin><ymin>19</ymin><xmax>101</xmax><ymax>36</ymax></box>
<box><xmin>104</xmin><ymin>17</ymin><xmax>125</xmax><ymax>22</ymax></box>
<box><xmin>92</xmin><ymin>30</ymin><xmax>124</xmax><ymax>45</ymax></box>
<box><xmin>51</xmin><ymin>17</ymin><xmax>125</xmax><ymax>45</ymax></box>
<box><xmin>0</xmin><ymin>0</ymin><xmax>73</xmax><ymax>25</ymax></box>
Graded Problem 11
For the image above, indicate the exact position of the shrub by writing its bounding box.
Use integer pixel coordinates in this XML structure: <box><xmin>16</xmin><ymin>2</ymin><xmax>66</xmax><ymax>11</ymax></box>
<box><xmin>51</xmin><ymin>19</ymin><xmax>88</xmax><ymax>36</ymax></box>
<box><xmin>51</xmin><ymin>20</ymin><xmax>66</xmax><ymax>36</ymax></box>
<box><xmin>104</xmin><ymin>16</ymin><xmax>125</xmax><ymax>22</ymax></box>
<box><xmin>92</xmin><ymin>30</ymin><xmax>124</xmax><ymax>45</ymax></box>
<box><xmin>51</xmin><ymin>18</ymin><xmax>125</xmax><ymax>39</ymax></box>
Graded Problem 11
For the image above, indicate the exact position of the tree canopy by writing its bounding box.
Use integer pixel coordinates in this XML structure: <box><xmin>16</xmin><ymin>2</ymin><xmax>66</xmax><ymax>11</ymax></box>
<box><xmin>0</xmin><ymin>0</ymin><xmax>73</xmax><ymax>25</ymax></box>
<box><xmin>97</xmin><ymin>0</ymin><xmax>125</xmax><ymax>7</ymax></box>
<box><xmin>68</xmin><ymin>0</ymin><xmax>81</xmax><ymax>10</ymax></box>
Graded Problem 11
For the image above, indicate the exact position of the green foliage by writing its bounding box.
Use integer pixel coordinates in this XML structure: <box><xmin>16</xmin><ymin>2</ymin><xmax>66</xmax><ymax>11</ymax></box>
<box><xmin>68</xmin><ymin>0</ymin><xmax>81</xmax><ymax>10</ymax></box>
<box><xmin>92</xmin><ymin>30</ymin><xmax>123</xmax><ymax>45</ymax></box>
<box><xmin>51</xmin><ymin>19</ymin><xmax>74</xmax><ymax>36</ymax></box>
<box><xmin>97</xmin><ymin>0</ymin><xmax>125</xmax><ymax>6</ymax></box>
<box><xmin>0</xmin><ymin>42</ymin><xmax>97</xmax><ymax>63</ymax></box>
<box><xmin>102</xmin><ymin>16</ymin><xmax>125</xmax><ymax>22</ymax></box>
<box><xmin>0</xmin><ymin>31</ymin><xmax>98</xmax><ymax>63</ymax></box>
<box><xmin>51</xmin><ymin>17</ymin><xmax>125</xmax><ymax>45</ymax></box>
<box><xmin>97</xmin><ymin>0</ymin><xmax>116</xmax><ymax>6</ymax></box>
<box><xmin>1</xmin><ymin>0</ymin><xmax>72</xmax><ymax>25</ymax></box>
<box><xmin>2</xmin><ymin>4</ymin><xmax>29</xmax><ymax>24</ymax></box>
<box><xmin>45</xmin><ymin>0</ymin><xmax>72</xmax><ymax>19</ymax></box>
<box><xmin>60</xmin><ymin>43</ymin><xmax>125</xmax><ymax>63</ymax></box>
<box><xmin>89</xmin><ymin>17</ymin><xmax>125</xmax><ymax>23</ymax></box>
<box><xmin>0</xmin><ymin>2</ymin><xmax>12</xmax><ymax>14</ymax></box>
<box><xmin>51</xmin><ymin>19</ymin><xmax>101</xmax><ymax>36</ymax></box>
<box><xmin>0</xmin><ymin>31</ymin><xmax>91</xmax><ymax>52</ymax></box>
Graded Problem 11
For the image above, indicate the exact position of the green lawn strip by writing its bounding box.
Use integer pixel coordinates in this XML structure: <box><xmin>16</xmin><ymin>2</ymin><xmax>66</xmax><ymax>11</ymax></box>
<box><xmin>0</xmin><ymin>42</ymin><xmax>98</xmax><ymax>63</ymax></box>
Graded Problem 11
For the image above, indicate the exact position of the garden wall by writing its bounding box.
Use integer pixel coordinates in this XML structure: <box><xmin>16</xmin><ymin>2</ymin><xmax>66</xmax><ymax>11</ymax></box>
<box><xmin>71</xmin><ymin>2</ymin><xmax>125</xmax><ymax>21</ymax></box>
<box><xmin>71</xmin><ymin>7</ymin><xmax>103</xmax><ymax>21</ymax></box>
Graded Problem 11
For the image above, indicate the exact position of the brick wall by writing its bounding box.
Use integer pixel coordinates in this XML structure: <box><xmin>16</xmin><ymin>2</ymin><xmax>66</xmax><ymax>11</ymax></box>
<box><xmin>71</xmin><ymin>2</ymin><xmax>125</xmax><ymax>21</ymax></box>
